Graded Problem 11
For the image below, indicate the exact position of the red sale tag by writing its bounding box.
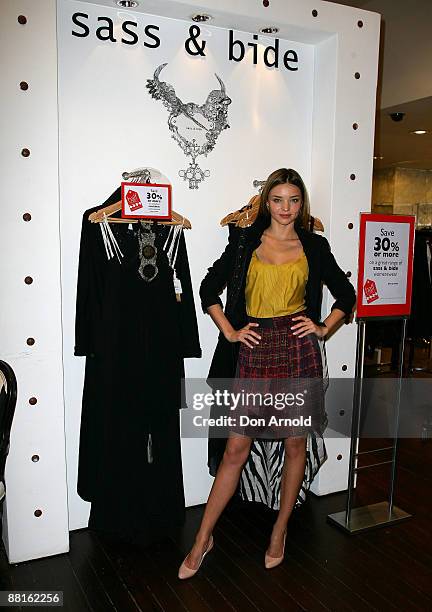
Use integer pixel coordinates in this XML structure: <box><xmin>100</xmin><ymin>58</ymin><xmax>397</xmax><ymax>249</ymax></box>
<box><xmin>125</xmin><ymin>190</ymin><xmax>143</xmax><ymax>212</ymax></box>
<box><xmin>364</xmin><ymin>278</ymin><xmax>379</xmax><ymax>303</ymax></box>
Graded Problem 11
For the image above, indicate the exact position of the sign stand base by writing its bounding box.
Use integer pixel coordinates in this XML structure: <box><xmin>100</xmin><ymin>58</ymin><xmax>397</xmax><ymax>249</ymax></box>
<box><xmin>327</xmin><ymin>501</ymin><xmax>412</xmax><ymax>534</ymax></box>
<box><xmin>327</xmin><ymin>316</ymin><xmax>413</xmax><ymax>535</ymax></box>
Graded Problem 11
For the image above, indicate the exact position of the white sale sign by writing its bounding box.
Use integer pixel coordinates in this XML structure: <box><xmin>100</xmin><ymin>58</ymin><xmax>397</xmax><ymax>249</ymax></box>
<box><xmin>357</xmin><ymin>213</ymin><xmax>415</xmax><ymax>318</ymax></box>
<box><xmin>121</xmin><ymin>182</ymin><xmax>172</xmax><ymax>219</ymax></box>
<box><xmin>363</xmin><ymin>221</ymin><xmax>409</xmax><ymax>305</ymax></box>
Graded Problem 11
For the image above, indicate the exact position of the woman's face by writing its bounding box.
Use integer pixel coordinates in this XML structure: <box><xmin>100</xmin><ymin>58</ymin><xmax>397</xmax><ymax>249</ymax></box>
<box><xmin>267</xmin><ymin>183</ymin><xmax>302</xmax><ymax>226</ymax></box>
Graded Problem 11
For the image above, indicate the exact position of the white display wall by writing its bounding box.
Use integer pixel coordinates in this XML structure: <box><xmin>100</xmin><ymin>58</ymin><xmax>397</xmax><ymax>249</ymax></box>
<box><xmin>1</xmin><ymin>0</ymin><xmax>380</xmax><ymax>562</ymax></box>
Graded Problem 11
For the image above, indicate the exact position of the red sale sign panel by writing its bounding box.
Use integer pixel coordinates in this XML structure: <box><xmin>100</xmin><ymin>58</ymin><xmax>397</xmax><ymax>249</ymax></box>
<box><xmin>121</xmin><ymin>182</ymin><xmax>172</xmax><ymax>220</ymax></box>
<box><xmin>356</xmin><ymin>213</ymin><xmax>415</xmax><ymax>318</ymax></box>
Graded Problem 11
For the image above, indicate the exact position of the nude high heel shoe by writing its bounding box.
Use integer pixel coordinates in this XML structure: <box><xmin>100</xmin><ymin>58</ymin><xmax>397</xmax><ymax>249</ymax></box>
<box><xmin>265</xmin><ymin>530</ymin><xmax>286</xmax><ymax>569</ymax></box>
<box><xmin>178</xmin><ymin>535</ymin><xmax>214</xmax><ymax>579</ymax></box>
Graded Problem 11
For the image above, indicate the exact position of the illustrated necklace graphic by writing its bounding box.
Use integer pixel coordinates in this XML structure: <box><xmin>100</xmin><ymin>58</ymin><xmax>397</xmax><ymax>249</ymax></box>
<box><xmin>146</xmin><ymin>63</ymin><xmax>232</xmax><ymax>189</ymax></box>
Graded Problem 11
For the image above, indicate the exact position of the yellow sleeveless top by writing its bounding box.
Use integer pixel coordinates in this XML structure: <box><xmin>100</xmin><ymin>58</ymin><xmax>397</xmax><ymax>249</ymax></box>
<box><xmin>245</xmin><ymin>250</ymin><xmax>308</xmax><ymax>317</ymax></box>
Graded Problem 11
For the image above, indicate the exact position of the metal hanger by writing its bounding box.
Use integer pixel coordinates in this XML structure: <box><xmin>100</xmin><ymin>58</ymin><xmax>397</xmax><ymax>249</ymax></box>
<box><xmin>88</xmin><ymin>167</ymin><xmax>192</xmax><ymax>228</ymax></box>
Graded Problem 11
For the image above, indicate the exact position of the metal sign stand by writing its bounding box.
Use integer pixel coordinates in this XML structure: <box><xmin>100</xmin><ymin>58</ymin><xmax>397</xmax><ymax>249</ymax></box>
<box><xmin>327</xmin><ymin>316</ymin><xmax>412</xmax><ymax>534</ymax></box>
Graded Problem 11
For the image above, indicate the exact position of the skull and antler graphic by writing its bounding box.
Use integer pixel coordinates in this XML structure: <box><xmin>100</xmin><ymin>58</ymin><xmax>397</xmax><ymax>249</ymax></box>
<box><xmin>146</xmin><ymin>63</ymin><xmax>231</xmax><ymax>189</ymax></box>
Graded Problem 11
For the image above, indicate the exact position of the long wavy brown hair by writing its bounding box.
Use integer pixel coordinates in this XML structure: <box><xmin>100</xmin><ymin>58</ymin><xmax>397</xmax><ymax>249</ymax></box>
<box><xmin>258</xmin><ymin>168</ymin><xmax>311</xmax><ymax>230</ymax></box>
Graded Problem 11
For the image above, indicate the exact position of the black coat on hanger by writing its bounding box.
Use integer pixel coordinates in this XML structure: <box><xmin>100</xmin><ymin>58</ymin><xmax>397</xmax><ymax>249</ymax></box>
<box><xmin>408</xmin><ymin>229</ymin><xmax>432</xmax><ymax>338</ymax></box>
<box><xmin>75</xmin><ymin>187</ymin><xmax>201</xmax><ymax>545</ymax></box>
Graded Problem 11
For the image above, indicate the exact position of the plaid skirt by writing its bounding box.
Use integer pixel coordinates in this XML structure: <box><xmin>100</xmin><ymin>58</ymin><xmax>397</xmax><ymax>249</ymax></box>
<box><xmin>229</xmin><ymin>310</ymin><xmax>327</xmax><ymax>439</ymax></box>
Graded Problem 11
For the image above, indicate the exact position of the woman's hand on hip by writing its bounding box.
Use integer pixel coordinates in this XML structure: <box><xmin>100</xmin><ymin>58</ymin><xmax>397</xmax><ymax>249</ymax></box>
<box><xmin>290</xmin><ymin>315</ymin><xmax>328</xmax><ymax>339</ymax></box>
<box><xmin>224</xmin><ymin>323</ymin><xmax>261</xmax><ymax>348</ymax></box>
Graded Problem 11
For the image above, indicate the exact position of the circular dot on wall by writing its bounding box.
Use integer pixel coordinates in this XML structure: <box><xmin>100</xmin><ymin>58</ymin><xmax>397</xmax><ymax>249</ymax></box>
<box><xmin>358</xmin><ymin>20</ymin><xmax>364</xmax><ymax>28</ymax></box>
<box><xmin>31</xmin><ymin>455</ymin><xmax>40</xmax><ymax>463</ymax></box>
<box><xmin>34</xmin><ymin>509</ymin><xmax>42</xmax><ymax>517</ymax></box>
<box><xmin>21</xmin><ymin>148</ymin><xmax>30</xmax><ymax>157</ymax></box>
<box><xmin>354</xmin><ymin>72</ymin><xmax>361</xmax><ymax>79</ymax></box>
<box><xmin>337</xmin><ymin>454</ymin><xmax>343</xmax><ymax>461</ymax></box>
<box><xmin>24</xmin><ymin>276</ymin><xmax>33</xmax><ymax>285</ymax></box>
<box><xmin>29</xmin><ymin>397</ymin><xmax>37</xmax><ymax>405</ymax></box>
<box><xmin>353</xmin><ymin>123</ymin><xmax>358</xmax><ymax>130</ymax></box>
<box><xmin>26</xmin><ymin>337</ymin><xmax>35</xmax><ymax>346</ymax></box>
<box><xmin>23</xmin><ymin>212</ymin><xmax>32</xmax><ymax>222</ymax></box>
<box><xmin>20</xmin><ymin>81</ymin><xmax>29</xmax><ymax>91</ymax></box>
<box><xmin>18</xmin><ymin>15</ymin><xmax>27</xmax><ymax>25</ymax></box>
<box><xmin>348</xmin><ymin>223</ymin><xmax>354</xmax><ymax>229</ymax></box>
<box><xmin>312</xmin><ymin>9</ymin><xmax>318</xmax><ymax>17</ymax></box>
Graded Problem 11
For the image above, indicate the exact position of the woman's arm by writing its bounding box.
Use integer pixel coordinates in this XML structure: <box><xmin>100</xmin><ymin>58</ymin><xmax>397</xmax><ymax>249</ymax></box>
<box><xmin>207</xmin><ymin>303</ymin><xmax>261</xmax><ymax>348</ymax></box>
<box><xmin>291</xmin><ymin>307</ymin><xmax>348</xmax><ymax>339</ymax></box>
<box><xmin>199</xmin><ymin>226</ymin><xmax>240</xmax><ymax>313</ymax></box>
<box><xmin>320</xmin><ymin>307</ymin><xmax>347</xmax><ymax>335</ymax></box>
<box><xmin>200</xmin><ymin>227</ymin><xmax>262</xmax><ymax>347</ymax></box>
<box><xmin>320</xmin><ymin>236</ymin><xmax>356</xmax><ymax>323</ymax></box>
<box><xmin>291</xmin><ymin>237</ymin><xmax>356</xmax><ymax>339</ymax></box>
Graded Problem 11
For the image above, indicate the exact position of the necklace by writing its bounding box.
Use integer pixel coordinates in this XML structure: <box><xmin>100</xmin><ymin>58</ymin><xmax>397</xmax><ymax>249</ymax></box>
<box><xmin>146</xmin><ymin>63</ymin><xmax>232</xmax><ymax>189</ymax></box>
<box><xmin>138</xmin><ymin>221</ymin><xmax>158</xmax><ymax>282</ymax></box>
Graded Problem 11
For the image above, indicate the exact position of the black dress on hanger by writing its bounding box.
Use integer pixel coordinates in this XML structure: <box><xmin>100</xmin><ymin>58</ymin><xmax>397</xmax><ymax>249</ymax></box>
<box><xmin>75</xmin><ymin>187</ymin><xmax>201</xmax><ymax>545</ymax></box>
<box><xmin>408</xmin><ymin>229</ymin><xmax>432</xmax><ymax>339</ymax></box>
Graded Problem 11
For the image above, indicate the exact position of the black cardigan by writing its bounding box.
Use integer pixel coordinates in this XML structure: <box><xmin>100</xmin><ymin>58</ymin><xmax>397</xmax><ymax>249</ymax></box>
<box><xmin>199</xmin><ymin>214</ymin><xmax>356</xmax><ymax>381</ymax></box>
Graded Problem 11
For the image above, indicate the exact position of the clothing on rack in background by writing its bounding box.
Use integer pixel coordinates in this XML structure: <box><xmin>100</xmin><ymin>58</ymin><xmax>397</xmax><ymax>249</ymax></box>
<box><xmin>75</xmin><ymin>187</ymin><xmax>201</xmax><ymax>545</ymax></box>
<box><xmin>408</xmin><ymin>229</ymin><xmax>432</xmax><ymax>339</ymax></box>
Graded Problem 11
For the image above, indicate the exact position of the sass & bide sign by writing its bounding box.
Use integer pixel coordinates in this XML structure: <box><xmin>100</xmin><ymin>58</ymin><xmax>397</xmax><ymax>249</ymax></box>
<box><xmin>71</xmin><ymin>14</ymin><xmax>300</xmax><ymax>71</ymax></box>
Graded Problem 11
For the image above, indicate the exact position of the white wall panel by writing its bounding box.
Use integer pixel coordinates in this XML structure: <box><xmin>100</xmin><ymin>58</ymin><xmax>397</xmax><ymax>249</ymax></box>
<box><xmin>57</xmin><ymin>0</ymin><xmax>315</xmax><ymax>525</ymax></box>
<box><xmin>0</xmin><ymin>0</ymin><xmax>69</xmax><ymax>563</ymax></box>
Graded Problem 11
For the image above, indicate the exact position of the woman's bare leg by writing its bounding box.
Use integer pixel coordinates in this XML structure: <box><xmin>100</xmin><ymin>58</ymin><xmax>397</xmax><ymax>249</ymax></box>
<box><xmin>267</xmin><ymin>435</ymin><xmax>307</xmax><ymax>557</ymax></box>
<box><xmin>183</xmin><ymin>433</ymin><xmax>252</xmax><ymax>569</ymax></box>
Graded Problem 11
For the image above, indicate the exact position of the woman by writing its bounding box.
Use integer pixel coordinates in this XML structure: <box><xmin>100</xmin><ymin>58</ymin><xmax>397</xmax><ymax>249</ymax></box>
<box><xmin>178</xmin><ymin>168</ymin><xmax>356</xmax><ymax>578</ymax></box>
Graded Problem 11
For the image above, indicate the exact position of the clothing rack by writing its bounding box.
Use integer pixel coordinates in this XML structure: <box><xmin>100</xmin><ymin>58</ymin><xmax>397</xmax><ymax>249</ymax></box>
<box><xmin>406</xmin><ymin>227</ymin><xmax>432</xmax><ymax>374</ymax></box>
<box><xmin>406</xmin><ymin>336</ymin><xmax>432</xmax><ymax>374</ymax></box>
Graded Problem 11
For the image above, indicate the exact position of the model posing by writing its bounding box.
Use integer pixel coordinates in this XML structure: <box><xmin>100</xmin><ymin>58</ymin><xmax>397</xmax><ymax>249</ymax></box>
<box><xmin>179</xmin><ymin>168</ymin><xmax>356</xmax><ymax>578</ymax></box>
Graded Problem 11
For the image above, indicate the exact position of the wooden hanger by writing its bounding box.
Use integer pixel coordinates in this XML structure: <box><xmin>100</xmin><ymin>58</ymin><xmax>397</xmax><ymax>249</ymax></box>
<box><xmin>220</xmin><ymin>194</ymin><xmax>324</xmax><ymax>231</ymax></box>
<box><xmin>88</xmin><ymin>200</ymin><xmax>192</xmax><ymax>229</ymax></box>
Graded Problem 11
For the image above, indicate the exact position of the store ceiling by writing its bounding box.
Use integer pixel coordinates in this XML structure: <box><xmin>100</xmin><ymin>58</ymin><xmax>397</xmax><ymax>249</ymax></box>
<box><xmin>374</xmin><ymin>96</ymin><xmax>432</xmax><ymax>170</ymax></box>
<box><xmin>326</xmin><ymin>0</ymin><xmax>432</xmax><ymax>171</ymax></box>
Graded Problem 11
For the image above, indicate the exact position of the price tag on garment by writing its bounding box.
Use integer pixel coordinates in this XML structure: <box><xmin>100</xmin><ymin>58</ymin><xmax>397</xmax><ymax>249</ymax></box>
<box><xmin>173</xmin><ymin>272</ymin><xmax>182</xmax><ymax>302</ymax></box>
<box><xmin>121</xmin><ymin>182</ymin><xmax>172</xmax><ymax>220</ymax></box>
<box><xmin>173</xmin><ymin>273</ymin><xmax>182</xmax><ymax>295</ymax></box>
<box><xmin>356</xmin><ymin>213</ymin><xmax>415</xmax><ymax>318</ymax></box>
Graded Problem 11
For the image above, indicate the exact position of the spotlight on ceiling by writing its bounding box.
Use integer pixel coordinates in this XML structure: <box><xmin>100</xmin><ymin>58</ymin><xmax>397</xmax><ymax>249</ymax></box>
<box><xmin>411</xmin><ymin>130</ymin><xmax>428</xmax><ymax>135</ymax></box>
<box><xmin>116</xmin><ymin>0</ymin><xmax>139</xmax><ymax>7</ymax></box>
<box><xmin>373</xmin><ymin>155</ymin><xmax>384</xmax><ymax>160</ymax></box>
<box><xmin>260</xmin><ymin>26</ymin><xmax>280</xmax><ymax>34</ymax></box>
<box><xmin>191</xmin><ymin>14</ymin><xmax>212</xmax><ymax>22</ymax></box>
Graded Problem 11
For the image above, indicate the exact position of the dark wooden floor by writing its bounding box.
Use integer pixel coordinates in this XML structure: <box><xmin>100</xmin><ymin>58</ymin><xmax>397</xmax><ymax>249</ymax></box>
<box><xmin>2</xmin><ymin>341</ymin><xmax>432</xmax><ymax>612</ymax></box>
<box><xmin>1</xmin><ymin>436</ymin><xmax>431</xmax><ymax>612</ymax></box>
